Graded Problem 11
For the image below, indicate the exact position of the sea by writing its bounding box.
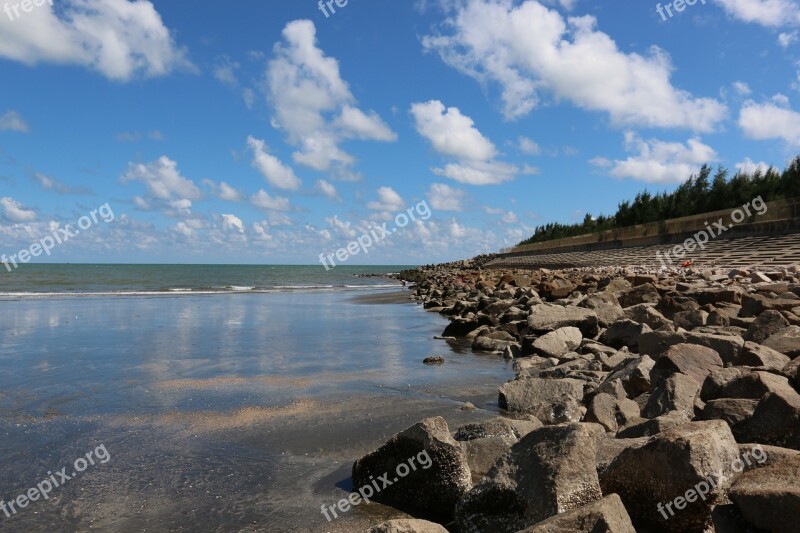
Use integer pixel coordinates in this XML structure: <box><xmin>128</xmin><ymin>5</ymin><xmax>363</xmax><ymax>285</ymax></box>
<box><xmin>0</xmin><ymin>264</ymin><xmax>514</xmax><ymax>531</ymax></box>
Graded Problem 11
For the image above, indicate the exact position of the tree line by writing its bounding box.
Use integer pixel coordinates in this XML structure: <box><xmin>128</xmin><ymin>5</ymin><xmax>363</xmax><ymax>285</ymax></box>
<box><xmin>518</xmin><ymin>155</ymin><xmax>800</xmax><ymax>246</ymax></box>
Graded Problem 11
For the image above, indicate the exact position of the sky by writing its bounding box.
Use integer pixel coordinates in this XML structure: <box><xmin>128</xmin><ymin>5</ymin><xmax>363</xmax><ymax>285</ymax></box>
<box><xmin>0</xmin><ymin>0</ymin><xmax>799</xmax><ymax>265</ymax></box>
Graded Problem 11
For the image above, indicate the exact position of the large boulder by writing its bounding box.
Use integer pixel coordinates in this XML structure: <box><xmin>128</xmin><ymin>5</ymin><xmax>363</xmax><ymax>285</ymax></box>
<box><xmin>728</xmin><ymin>455</ymin><xmax>800</xmax><ymax>532</ymax></box>
<box><xmin>763</xmin><ymin>325</ymin><xmax>800</xmax><ymax>358</ymax></box>
<box><xmin>352</xmin><ymin>417</ymin><xmax>472</xmax><ymax>521</ymax></box>
<box><xmin>639</xmin><ymin>331</ymin><xmax>745</xmax><ymax>366</ymax></box>
<box><xmin>499</xmin><ymin>378</ymin><xmax>585</xmax><ymax>424</ymax></box>
<box><xmin>455</xmin><ymin>418</ymin><xmax>543</xmax><ymax>483</ymax></box>
<box><xmin>532</xmin><ymin>327</ymin><xmax>582</xmax><ymax>359</ymax></box>
<box><xmin>599</xmin><ymin>320</ymin><xmax>652</xmax><ymax>351</ymax></box>
<box><xmin>601</xmin><ymin>420</ymin><xmax>741</xmax><ymax>532</ymax></box>
<box><xmin>642</xmin><ymin>372</ymin><xmax>701</xmax><ymax>419</ymax></box>
<box><xmin>368</xmin><ymin>519</ymin><xmax>449</xmax><ymax>533</ymax></box>
<box><xmin>581</xmin><ymin>293</ymin><xmax>624</xmax><ymax>328</ymax></box>
<box><xmin>602</xmin><ymin>355</ymin><xmax>655</xmax><ymax>397</ymax></box>
<box><xmin>517</xmin><ymin>494</ymin><xmax>636</xmax><ymax>533</ymax></box>
<box><xmin>455</xmin><ymin>423</ymin><xmax>604</xmax><ymax>533</ymax></box>
<box><xmin>649</xmin><ymin>343</ymin><xmax>724</xmax><ymax>388</ymax></box>
<box><xmin>716</xmin><ymin>371</ymin><xmax>796</xmax><ymax>400</ymax></box>
<box><xmin>527</xmin><ymin>304</ymin><xmax>599</xmax><ymax>337</ymax></box>
<box><xmin>740</xmin><ymin>341</ymin><xmax>791</xmax><ymax>370</ymax></box>
<box><xmin>584</xmin><ymin>392</ymin><xmax>641</xmax><ymax>433</ymax></box>
<box><xmin>744</xmin><ymin>310</ymin><xmax>790</xmax><ymax>344</ymax></box>
<box><xmin>624</xmin><ymin>304</ymin><xmax>672</xmax><ymax>330</ymax></box>
<box><xmin>701</xmin><ymin>398</ymin><xmax>759</xmax><ymax>429</ymax></box>
<box><xmin>737</xmin><ymin>390</ymin><xmax>800</xmax><ymax>450</ymax></box>
<box><xmin>619</xmin><ymin>283</ymin><xmax>661</xmax><ymax>308</ymax></box>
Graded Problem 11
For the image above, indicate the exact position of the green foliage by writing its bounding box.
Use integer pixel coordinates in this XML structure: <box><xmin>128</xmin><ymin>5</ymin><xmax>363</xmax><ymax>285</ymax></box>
<box><xmin>518</xmin><ymin>156</ymin><xmax>800</xmax><ymax>246</ymax></box>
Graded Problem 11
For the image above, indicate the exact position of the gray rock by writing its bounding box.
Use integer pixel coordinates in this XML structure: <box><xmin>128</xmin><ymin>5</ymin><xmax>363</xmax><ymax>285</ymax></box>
<box><xmin>532</xmin><ymin>327</ymin><xmax>582</xmax><ymax>359</ymax></box>
<box><xmin>763</xmin><ymin>325</ymin><xmax>800</xmax><ymax>358</ymax></box>
<box><xmin>601</xmin><ymin>420</ymin><xmax>741</xmax><ymax>532</ymax></box>
<box><xmin>581</xmin><ymin>293</ymin><xmax>625</xmax><ymax>328</ymax></box>
<box><xmin>352</xmin><ymin>417</ymin><xmax>472</xmax><ymax>521</ymax></box>
<box><xmin>455</xmin><ymin>423</ymin><xmax>604</xmax><ymax>533</ymax></box>
<box><xmin>737</xmin><ymin>390</ymin><xmax>800</xmax><ymax>450</ymax></box>
<box><xmin>740</xmin><ymin>341</ymin><xmax>791</xmax><ymax>370</ymax></box>
<box><xmin>649</xmin><ymin>343</ymin><xmax>724</xmax><ymax>388</ymax></box>
<box><xmin>701</xmin><ymin>398</ymin><xmax>759</xmax><ymax>428</ymax></box>
<box><xmin>454</xmin><ymin>417</ymin><xmax>543</xmax><ymax>442</ymax></box>
<box><xmin>517</xmin><ymin>494</ymin><xmax>636</xmax><ymax>533</ymax></box>
<box><xmin>368</xmin><ymin>519</ymin><xmax>449</xmax><ymax>533</ymax></box>
<box><xmin>624</xmin><ymin>304</ymin><xmax>672</xmax><ymax>330</ymax></box>
<box><xmin>744</xmin><ymin>309</ymin><xmax>790</xmax><ymax>344</ymax></box>
<box><xmin>701</xmin><ymin>367</ymin><xmax>751</xmax><ymax>402</ymax></box>
<box><xmin>619</xmin><ymin>283</ymin><xmax>661</xmax><ymax>308</ymax></box>
<box><xmin>717</xmin><ymin>371</ymin><xmax>796</xmax><ymax>400</ymax></box>
<box><xmin>643</xmin><ymin>372</ymin><xmax>701</xmax><ymax>419</ymax></box>
<box><xmin>599</xmin><ymin>319</ymin><xmax>652</xmax><ymax>351</ymax></box>
<box><xmin>728</xmin><ymin>455</ymin><xmax>800</xmax><ymax>532</ymax></box>
<box><xmin>784</xmin><ymin>357</ymin><xmax>800</xmax><ymax>389</ymax></box>
<box><xmin>527</xmin><ymin>304</ymin><xmax>599</xmax><ymax>337</ymax></box>
<box><xmin>616</xmin><ymin>411</ymin><xmax>691</xmax><ymax>438</ymax></box>
<box><xmin>603</xmin><ymin>355</ymin><xmax>655</xmax><ymax>397</ymax></box>
<box><xmin>673</xmin><ymin>310</ymin><xmax>709</xmax><ymax>330</ymax></box>
<box><xmin>499</xmin><ymin>378</ymin><xmax>585</xmax><ymax>424</ymax></box>
<box><xmin>584</xmin><ymin>392</ymin><xmax>640</xmax><ymax>432</ymax></box>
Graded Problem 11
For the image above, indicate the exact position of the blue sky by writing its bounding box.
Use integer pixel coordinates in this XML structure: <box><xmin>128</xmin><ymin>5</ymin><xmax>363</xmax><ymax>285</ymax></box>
<box><xmin>0</xmin><ymin>0</ymin><xmax>799</xmax><ymax>265</ymax></box>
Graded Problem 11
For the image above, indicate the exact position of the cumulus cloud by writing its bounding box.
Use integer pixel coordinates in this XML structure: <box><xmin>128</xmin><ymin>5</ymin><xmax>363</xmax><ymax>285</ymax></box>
<box><xmin>121</xmin><ymin>156</ymin><xmax>202</xmax><ymax>201</ymax></box>
<box><xmin>264</xmin><ymin>19</ymin><xmax>396</xmax><ymax>176</ymax></box>
<box><xmin>202</xmin><ymin>180</ymin><xmax>242</xmax><ymax>202</ymax></box>
<box><xmin>0</xmin><ymin>0</ymin><xmax>193</xmax><ymax>81</ymax></box>
<box><xmin>779</xmin><ymin>30</ymin><xmax>799</xmax><ymax>47</ymax></box>
<box><xmin>735</xmin><ymin>157</ymin><xmax>772</xmax><ymax>174</ymax></box>
<box><xmin>251</xmin><ymin>189</ymin><xmax>291</xmax><ymax>211</ymax></box>
<box><xmin>221</xmin><ymin>214</ymin><xmax>245</xmax><ymax>234</ymax></box>
<box><xmin>315</xmin><ymin>179</ymin><xmax>340</xmax><ymax>201</ymax></box>
<box><xmin>247</xmin><ymin>136</ymin><xmax>302</xmax><ymax>190</ymax></box>
<box><xmin>0</xmin><ymin>110</ymin><xmax>29</xmax><ymax>132</ymax></box>
<box><xmin>412</xmin><ymin>100</ymin><xmax>521</xmax><ymax>185</ymax></box>
<box><xmin>367</xmin><ymin>186</ymin><xmax>405</xmax><ymax>212</ymax></box>
<box><xmin>739</xmin><ymin>99</ymin><xmax>800</xmax><ymax>146</ymax></box>
<box><xmin>0</xmin><ymin>197</ymin><xmax>37</xmax><ymax>222</ymax></box>
<box><xmin>427</xmin><ymin>183</ymin><xmax>465</xmax><ymax>211</ymax></box>
<box><xmin>423</xmin><ymin>0</ymin><xmax>726</xmax><ymax>130</ymax></box>
<box><xmin>591</xmin><ymin>131</ymin><xmax>717</xmax><ymax>183</ymax></box>
<box><xmin>517</xmin><ymin>136</ymin><xmax>542</xmax><ymax>155</ymax></box>
<box><xmin>714</xmin><ymin>0</ymin><xmax>800</xmax><ymax>27</ymax></box>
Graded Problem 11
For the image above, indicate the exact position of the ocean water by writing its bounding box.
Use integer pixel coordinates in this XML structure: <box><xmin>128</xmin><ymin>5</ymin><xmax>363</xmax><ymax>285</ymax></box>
<box><xmin>0</xmin><ymin>265</ymin><xmax>515</xmax><ymax>531</ymax></box>
<box><xmin>0</xmin><ymin>264</ymin><xmax>408</xmax><ymax>297</ymax></box>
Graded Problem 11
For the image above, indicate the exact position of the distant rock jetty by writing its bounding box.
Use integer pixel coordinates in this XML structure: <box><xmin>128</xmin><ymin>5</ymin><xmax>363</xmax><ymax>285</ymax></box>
<box><xmin>359</xmin><ymin>258</ymin><xmax>800</xmax><ymax>532</ymax></box>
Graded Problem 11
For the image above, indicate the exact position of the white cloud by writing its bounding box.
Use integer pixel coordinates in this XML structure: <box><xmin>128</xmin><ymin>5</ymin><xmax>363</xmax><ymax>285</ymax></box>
<box><xmin>427</xmin><ymin>183</ymin><xmax>465</xmax><ymax>211</ymax></box>
<box><xmin>517</xmin><ymin>136</ymin><xmax>542</xmax><ymax>155</ymax></box>
<box><xmin>264</xmin><ymin>19</ymin><xmax>396</xmax><ymax>175</ymax></box>
<box><xmin>202</xmin><ymin>180</ymin><xmax>242</xmax><ymax>202</ymax></box>
<box><xmin>315</xmin><ymin>179</ymin><xmax>340</xmax><ymax>201</ymax></box>
<box><xmin>411</xmin><ymin>100</ymin><xmax>497</xmax><ymax>160</ymax></box>
<box><xmin>732</xmin><ymin>81</ymin><xmax>752</xmax><ymax>96</ymax></box>
<box><xmin>0</xmin><ymin>0</ymin><xmax>193</xmax><ymax>81</ymax></box>
<box><xmin>121</xmin><ymin>156</ymin><xmax>201</xmax><ymax>201</ymax></box>
<box><xmin>167</xmin><ymin>198</ymin><xmax>193</xmax><ymax>217</ymax></box>
<box><xmin>423</xmin><ymin>0</ymin><xmax>726</xmax><ymax>130</ymax></box>
<box><xmin>779</xmin><ymin>30</ymin><xmax>799</xmax><ymax>47</ymax></box>
<box><xmin>247</xmin><ymin>136</ymin><xmax>302</xmax><ymax>190</ymax></box>
<box><xmin>591</xmin><ymin>132</ymin><xmax>717</xmax><ymax>183</ymax></box>
<box><xmin>251</xmin><ymin>189</ymin><xmax>291</xmax><ymax>211</ymax></box>
<box><xmin>367</xmin><ymin>186</ymin><xmax>405</xmax><ymax>211</ymax></box>
<box><xmin>0</xmin><ymin>110</ymin><xmax>29</xmax><ymax>132</ymax></box>
<box><xmin>739</xmin><ymin>99</ymin><xmax>800</xmax><ymax>146</ymax></box>
<box><xmin>714</xmin><ymin>0</ymin><xmax>800</xmax><ymax>27</ymax></box>
<box><xmin>213</xmin><ymin>56</ymin><xmax>240</xmax><ymax>86</ymax></box>
<box><xmin>325</xmin><ymin>215</ymin><xmax>358</xmax><ymax>239</ymax></box>
<box><xmin>221</xmin><ymin>214</ymin><xmax>245</xmax><ymax>234</ymax></box>
<box><xmin>32</xmin><ymin>172</ymin><xmax>90</xmax><ymax>195</ymax></box>
<box><xmin>432</xmin><ymin>160</ymin><xmax>520</xmax><ymax>185</ymax></box>
<box><xmin>735</xmin><ymin>157</ymin><xmax>772</xmax><ymax>174</ymax></box>
<box><xmin>0</xmin><ymin>197</ymin><xmax>37</xmax><ymax>222</ymax></box>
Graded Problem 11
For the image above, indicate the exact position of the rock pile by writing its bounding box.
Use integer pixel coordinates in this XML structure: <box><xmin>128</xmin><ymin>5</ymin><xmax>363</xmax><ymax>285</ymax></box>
<box><xmin>361</xmin><ymin>262</ymin><xmax>800</xmax><ymax>532</ymax></box>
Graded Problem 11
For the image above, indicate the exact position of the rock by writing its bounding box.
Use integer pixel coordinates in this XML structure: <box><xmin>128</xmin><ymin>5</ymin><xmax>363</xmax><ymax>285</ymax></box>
<box><xmin>619</xmin><ymin>283</ymin><xmax>661</xmax><ymax>308</ymax></box>
<box><xmin>443</xmin><ymin>318</ymin><xmax>480</xmax><ymax>337</ymax></box>
<box><xmin>601</xmin><ymin>420</ymin><xmax>741</xmax><ymax>532</ymax></box>
<box><xmin>616</xmin><ymin>411</ymin><xmax>691</xmax><ymax>438</ymax></box>
<box><xmin>701</xmin><ymin>399</ymin><xmax>759</xmax><ymax>428</ymax></box>
<box><xmin>368</xmin><ymin>519</ymin><xmax>449</xmax><ymax>533</ymax></box>
<box><xmin>423</xmin><ymin>356</ymin><xmax>445</xmax><ymax>365</ymax></box>
<box><xmin>701</xmin><ymin>367</ymin><xmax>750</xmax><ymax>402</ymax></box>
<box><xmin>581</xmin><ymin>293</ymin><xmax>624</xmax><ymax>328</ymax></box>
<box><xmin>649</xmin><ymin>343</ymin><xmax>724</xmax><ymax>388</ymax></box>
<box><xmin>454</xmin><ymin>417</ymin><xmax>543</xmax><ymax>442</ymax></box>
<box><xmin>603</xmin><ymin>355</ymin><xmax>655</xmax><ymax>397</ymax></box>
<box><xmin>352</xmin><ymin>417</ymin><xmax>472</xmax><ymax>521</ymax></box>
<box><xmin>744</xmin><ymin>310</ymin><xmax>790</xmax><ymax>344</ymax></box>
<box><xmin>473</xmin><ymin>336</ymin><xmax>515</xmax><ymax>353</ymax></box>
<box><xmin>455</xmin><ymin>424</ymin><xmax>604</xmax><ymax>533</ymax></box>
<box><xmin>717</xmin><ymin>371</ymin><xmax>796</xmax><ymax>400</ymax></box>
<box><xmin>673</xmin><ymin>310</ymin><xmax>709</xmax><ymax>330</ymax></box>
<box><xmin>784</xmin><ymin>357</ymin><xmax>800</xmax><ymax>389</ymax></box>
<box><xmin>763</xmin><ymin>325</ymin><xmax>800</xmax><ymax>358</ymax></box>
<box><xmin>642</xmin><ymin>372</ymin><xmax>701</xmax><ymax>419</ymax></box>
<box><xmin>737</xmin><ymin>390</ymin><xmax>800</xmax><ymax>450</ymax></box>
<box><xmin>599</xmin><ymin>319</ymin><xmax>652</xmax><ymax>351</ymax></box>
<box><xmin>639</xmin><ymin>330</ymin><xmax>745</xmax><ymax>366</ymax></box>
<box><xmin>657</xmin><ymin>295</ymin><xmax>701</xmax><ymax>319</ymax></box>
<box><xmin>517</xmin><ymin>494</ymin><xmax>636</xmax><ymax>533</ymax></box>
<box><xmin>728</xmin><ymin>455</ymin><xmax>800</xmax><ymax>532</ymax></box>
<box><xmin>499</xmin><ymin>378</ymin><xmax>585</xmax><ymax>424</ymax></box>
<box><xmin>735</xmin><ymin>443</ymin><xmax>799</xmax><ymax>471</ymax></box>
<box><xmin>740</xmin><ymin>341</ymin><xmax>791</xmax><ymax>370</ymax></box>
<box><xmin>751</xmin><ymin>271</ymin><xmax>772</xmax><ymax>283</ymax></box>
<box><xmin>595</xmin><ymin>436</ymin><xmax>648</xmax><ymax>477</ymax></box>
<box><xmin>624</xmin><ymin>304</ymin><xmax>672</xmax><ymax>330</ymax></box>
<box><xmin>532</xmin><ymin>327</ymin><xmax>582</xmax><ymax>359</ymax></box>
<box><xmin>461</xmin><ymin>402</ymin><xmax>476</xmax><ymax>411</ymax></box>
<box><xmin>461</xmin><ymin>436</ymin><xmax>515</xmax><ymax>484</ymax></box>
<box><xmin>584</xmin><ymin>392</ymin><xmax>640</xmax><ymax>432</ymax></box>
<box><xmin>527</xmin><ymin>304</ymin><xmax>599</xmax><ymax>337</ymax></box>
